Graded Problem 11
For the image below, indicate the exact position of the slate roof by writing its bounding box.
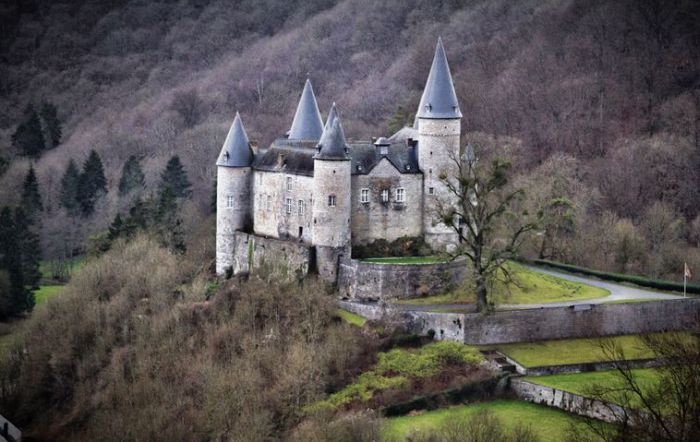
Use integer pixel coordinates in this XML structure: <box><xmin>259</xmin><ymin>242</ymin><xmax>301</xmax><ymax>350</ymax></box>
<box><xmin>252</xmin><ymin>139</ymin><xmax>420</xmax><ymax>177</ymax></box>
<box><xmin>314</xmin><ymin>103</ymin><xmax>350</xmax><ymax>160</ymax></box>
<box><xmin>288</xmin><ymin>79</ymin><xmax>324</xmax><ymax>140</ymax></box>
<box><xmin>414</xmin><ymin>37</ymin><xmax>462</xmax><ymax>126</ymax></box>
<box><xmin>389</xmin><ymin>126</ymin><xmax>418</xmax><ymax>142</ymax></box>
<box><xmin>216</xmin><ymin>112</ymin><xmax>254</xmax><ymax>167</ymax></box>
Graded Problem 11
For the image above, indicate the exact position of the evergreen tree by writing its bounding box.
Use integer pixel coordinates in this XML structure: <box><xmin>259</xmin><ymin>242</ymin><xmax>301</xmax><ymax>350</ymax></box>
<box><xmin>39</xmin><ymin>101</ymin><xmax>62</xmax><ymax>149</ymax></box>
<box><xmin>14</xmin><ymin>207</ymin><xmax>41</xmax><ymax>289</ymax></box>
<box><xmin>108</xmin><ymin>213</ymin><xmax>125</xmax><ymax>242</ymax></box>
<box><xmin>21</xmin><ymin>165</ymin><xmax>43</xmax><ymax>218</ymax></box>
<box><xmin>159</xmin><ymin>155</ymin><xmax>191</xmax><ymax>198</ymax></box>
<box><xmin>60</xmin><ymin>159</ymin><xmax>80</xmax><ymax>213</ymax></box>
<box><xmin>0</xmin><ymin>207</ymin><xmax>34</xmax><ymax>318</ymax></box>
<box><xmin>11</xmin><ymin>105</ymin><xmax>46</xmax><ymax>157</ymax></box>
<box><xmin>77</xmin><ymin>150</ymin><xmax>107</xmax><ymax>216</ymax></box>
<box><xmin>155</xmin><ymin>187</ymin><xmax>186</xmax><ymax>252</ymax></box>
<box><xmin>118</xmin><ymin>155</ymin><xmax>145</xmax><ymax>196</ymax></box>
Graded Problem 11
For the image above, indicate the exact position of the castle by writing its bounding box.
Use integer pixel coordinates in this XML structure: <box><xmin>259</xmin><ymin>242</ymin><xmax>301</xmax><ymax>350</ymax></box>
<box><xmin>216</xmin><ymin>38</ymin><xmax>463</xmax><ymax>283</ymax></box>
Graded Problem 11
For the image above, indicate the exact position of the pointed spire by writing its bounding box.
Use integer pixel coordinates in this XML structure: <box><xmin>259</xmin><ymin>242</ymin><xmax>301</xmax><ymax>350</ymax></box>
<box><xmin>315</xmin><ymin>105</ymin><xmax>349</xmax><ymax>160</ymax></box>
<box><xmin>288</xmin><ymin>79</ymin><xmax>324</xmax><ymax>140</ymax></box>
<box><xmin>414</xmin><ymin>37</ymin><xmax>462</xmax><ymax>126</ymax></box>
<box><xmin>216</xmin><ymin>112</ymin><xmax>253</xmax><ymax>167</ymax></box>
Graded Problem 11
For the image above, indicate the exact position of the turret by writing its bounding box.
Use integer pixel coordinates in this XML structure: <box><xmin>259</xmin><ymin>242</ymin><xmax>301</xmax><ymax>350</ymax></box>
<box><xmin>416</xmin><ymin>37</ymin><xmax>462</xmax><ymax>251</ymax></box>
<box><xmin>216</xmin><ymin>112</ymin><xmax>254</xmax><ymax>275</ymax></box>
<box><xmin>288</xmin><ymin>79</ymin><xmax>324</xmax><ymax>140</ymax></box>
<box><xmin>312</xmin><ymin>103</ymin><xmax>351</xmax><ymax>282</ymax></box>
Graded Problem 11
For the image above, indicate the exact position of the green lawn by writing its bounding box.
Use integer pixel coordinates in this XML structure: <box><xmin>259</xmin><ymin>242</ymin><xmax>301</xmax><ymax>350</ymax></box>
<box><xmin>360</xmin><ymin>256</ymin><xmax>448</xmax><ymax>265</ymax></box>
<box><xmin>39</xmin><ymin>255</ymin><xmax>85</xmax><ymax>280</ymax></box>
<box><xmin>336</xmin><ymin>309</ymin><xmax>368</xmax><ymax>327</ymax></box>
<box><xmin>523</xmin><ymin>369</ymin><xmax>661</xmax><ymax>408</ymax></box>
<box><xmin>33</xmin><ymin>285</ymin><xmax>65</xmax><ymax>305</ymax></box>
<box><xmin>382</xmin><ymin>399</ymin><xmax>593</xmax><ymax>442</ymax></box>
<box><xmin>397</xmin><ymin>262</ymin><xmax>609</xmax><ymax>306</ymax></box>
<box><xmin>487</xmin><ymin>334</ymin><xmax>661</xmax><ymax>367</ymax></box>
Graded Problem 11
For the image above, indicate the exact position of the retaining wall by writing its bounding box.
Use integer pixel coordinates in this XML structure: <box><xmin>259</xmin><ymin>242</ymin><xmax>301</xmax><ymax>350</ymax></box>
<box><xmin>340</xmin><ymin>298</ymin><xmax>700</xmax><ymax>345</ymax></box>
<box><xmin>227</xmin><ymin>231</ymin><xmax>312</xmax><ymax>280</ymax></box>
<box><xmin>338</xmin><ymin>257</ymin><xmax>468</xmax><ymax>301</ymax></box>
<box><xmin>511</xmin><ymin>378</ymin><xmax>625</xmax><ymax>423</ymax></box>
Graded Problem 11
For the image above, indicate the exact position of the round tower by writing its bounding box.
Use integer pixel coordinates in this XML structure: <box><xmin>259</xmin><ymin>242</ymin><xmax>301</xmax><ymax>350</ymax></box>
<box><xmin>216</xmin><ymin>112</ymin><xmax>254</xmax><ymax>275</ymax></box>
<box><xmin>416</xmin><ymin>37</ymin><xmax>462</xmax><ymax>252</ymax></box>
<box><xmin>312</xmin><ymin>104</ymin><xmax>351</xmax><ymax>283</ymax></box>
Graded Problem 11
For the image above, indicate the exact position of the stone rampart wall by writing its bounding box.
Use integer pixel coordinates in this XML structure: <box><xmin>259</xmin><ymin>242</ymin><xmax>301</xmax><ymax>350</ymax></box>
<box><xmin>338</xmin><ymin>257</ymin><xmax>468</xmax><ymax>301</ymax></box>
<box><xmin>227</xmin><ymin>231</ymin><xmax>312</xmax><ymax>280</ymax></box>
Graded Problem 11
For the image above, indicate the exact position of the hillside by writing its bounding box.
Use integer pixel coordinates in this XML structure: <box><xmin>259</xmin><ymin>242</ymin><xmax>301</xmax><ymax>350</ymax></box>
<box><xmin>0</xmin><ymin>0</ymin><xmax>699</xmax><ymax>279</ymax></box>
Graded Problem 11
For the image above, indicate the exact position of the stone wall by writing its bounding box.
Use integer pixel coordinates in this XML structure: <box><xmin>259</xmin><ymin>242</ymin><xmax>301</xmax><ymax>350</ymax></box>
<box><xmin>511</xmin><ymin>378</ymin><xmax>625</xmax><ymax>423</ymax></box>
<box><xmin>216</xmin><ymin>167</ymin><xmax>252</xmax><ymax>274</ymax></box>
<box><xmin>226</xmin><ymin>231</ymin><xmax>312</xmax><ymax>280</ymax></box>
<box><xmin>338</xmin><ymin>257</ymin><xmax>468</xmax><ymax>301</ymax></box>
<box><xmin>350</xmin><ymin>158</ymin><xmax>423</xmax><ymax>245</ymax></box>
<box><xmin>339</xmin><ymin>298</ymin><xmax>700</xmax><ymax>345</ymax></box>
<box><xmin>460</xmin><ymin>299</ymin><xmax>700</xmax><ymax>345</ymax></box>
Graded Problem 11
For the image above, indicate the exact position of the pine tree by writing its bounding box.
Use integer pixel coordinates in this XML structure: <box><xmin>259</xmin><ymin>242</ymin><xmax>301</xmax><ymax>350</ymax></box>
<box><xmin>39</xmin><ymin>101</ymin><xmax>62</xmax><ymax>149</ymax></box>
<box><xmin>21</xmin><ymin>165</ymin><xmax>43</xmax><ymax>219</ymax></box>
<box><xmin>159</xmin><ymin>155</ymin><xmax>192</xmax><ymax>198</ymax></box>
<box><xmin>60</xmin><ymin>159</ymin><xmax>80</xmax><ymax>213</ymax></box>
<box><xmin>108</xmin><ymin>213</ymin><xmax>124</xmax><ymax>242</ymax></box>
<box><xmin>118</xmin><ymin>155</ymin><xmax>145</xmax><ymax>196</ymax></box>
<box><xmin>77</xmin><ymin>150</ymin><xmax>107</xmax><ymax>216</ymax></box>
<box><xmin>12</xmin><ymin>105</ymin><xmax>46</xmax><ymax>157</ymax></box>
<box><xmin>14</xmin><ymin>207</ymin><xmax>41</xmax><ymax>289</ymax></box>
<box><xmin>0</xmin><ymin>206</ymin><xmax>34</xmax><ymax>318</ymax></box>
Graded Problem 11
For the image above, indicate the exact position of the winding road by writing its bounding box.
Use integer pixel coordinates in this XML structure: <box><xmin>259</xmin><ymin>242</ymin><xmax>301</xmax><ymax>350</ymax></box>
<box><xmin>394</xmin><ymin>265</ymin><xmax>687</xmax><ymax>312</ymax></box>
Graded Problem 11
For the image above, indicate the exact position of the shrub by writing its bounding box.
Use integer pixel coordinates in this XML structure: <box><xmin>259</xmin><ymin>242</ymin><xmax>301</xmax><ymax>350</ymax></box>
<box><xmin>377</xmin><ymin>342</ymin><xmax>483</xmax><ymax>378</ymax></box>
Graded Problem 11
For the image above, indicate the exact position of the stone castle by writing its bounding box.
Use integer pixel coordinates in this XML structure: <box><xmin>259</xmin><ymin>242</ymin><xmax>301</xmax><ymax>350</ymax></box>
<box><xmin>216</xmin><ymin>38</ymin><xmax>463</xmax><ymax>283</ymax></box>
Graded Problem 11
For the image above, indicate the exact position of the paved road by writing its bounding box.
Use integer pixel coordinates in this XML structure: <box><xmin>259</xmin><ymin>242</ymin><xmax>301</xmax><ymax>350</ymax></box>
<box><xmin>393</xmin><ymin>265</ymin><xmax>687</xmax><ymax>312</ymax></box>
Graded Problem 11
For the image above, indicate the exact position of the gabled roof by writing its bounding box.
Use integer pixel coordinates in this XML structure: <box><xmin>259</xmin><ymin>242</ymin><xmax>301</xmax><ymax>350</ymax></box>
<box><xmin>350</xmin><ymin>141</ymin><xmax>420</xmax><ymax>175</ymax></box>
<box><xmin>414</xmin><ymin>37</ymin><xmax>462</xmax><ymax>125</ymax></box>
<box><xmin>314</xmin><ymin>104</ymin><xmax>350</xmax><ymax>160</ymax></box>
<box><xmin>288</xmin><ymin>79</ymin><xmax>324</xmax><ymax>140</ymax></box>
<box><xmin>216</xmin><ymin>112</ymin><xmax>254</xmax><ymax>167</ymax></box>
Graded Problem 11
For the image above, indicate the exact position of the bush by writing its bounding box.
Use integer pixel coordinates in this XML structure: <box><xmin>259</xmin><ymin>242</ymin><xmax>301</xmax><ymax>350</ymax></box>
<box><xmin>377</xmin><ymin>342</ymin><xmax>483</xmax><ymax>378</ymax></box>
<box><xmin>352</xmin><ymin>236</ymin><xmax>432</xmax><ymax>259</ymax></box>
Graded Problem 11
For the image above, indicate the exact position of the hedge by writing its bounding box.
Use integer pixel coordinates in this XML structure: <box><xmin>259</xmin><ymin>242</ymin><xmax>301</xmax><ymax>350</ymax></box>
<box><xmin>532</xmin><ymin>259</ymin><xmax>700</xmax><ymax>295</ymax></box>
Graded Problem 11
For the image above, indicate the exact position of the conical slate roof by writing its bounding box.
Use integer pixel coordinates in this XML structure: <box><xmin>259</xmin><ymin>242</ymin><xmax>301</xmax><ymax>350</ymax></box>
<box><xmin>288</xmin><ymin>79</ymin><xmax>324</xmax><ymax>140</ymax></box>
<box><xmin>315</xmin><ymin>104</ymin><xmax>349</xmax><ymax>160</ymax></box>
<box><xmin>216</xmin><ymin>112</ymin><xmax>254</xmax><ymax>167</ymax></box>
<box><xmin>414</xmin><ymin>37</ymin><xmax>462</xmax><ymax>126</ymax></box>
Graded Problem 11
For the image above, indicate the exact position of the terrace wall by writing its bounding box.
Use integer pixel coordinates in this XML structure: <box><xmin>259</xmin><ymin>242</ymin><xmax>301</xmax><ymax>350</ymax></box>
<box><xmin>337</xmin><ymin>257</ymin><xmax>468</xmax><ymax>301</ymax></box>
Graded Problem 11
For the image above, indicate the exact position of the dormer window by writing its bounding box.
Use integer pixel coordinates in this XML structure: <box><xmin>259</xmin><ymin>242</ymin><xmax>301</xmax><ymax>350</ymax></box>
<box><xmin>380</xmin><ymin>145</ymin><xmax>388</xmax><ymax>155</ymax></box>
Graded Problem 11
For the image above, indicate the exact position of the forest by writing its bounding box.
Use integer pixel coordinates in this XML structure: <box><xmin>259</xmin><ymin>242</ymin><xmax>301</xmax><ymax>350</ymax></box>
<box><xmin>0</xmin><ymin>0</ymin><xmax>698</xmax><ymax>283</ymax></box>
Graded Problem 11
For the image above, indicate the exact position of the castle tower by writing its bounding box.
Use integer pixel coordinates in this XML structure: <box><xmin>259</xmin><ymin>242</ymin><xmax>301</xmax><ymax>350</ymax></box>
<box><xmin>288</xmin><ymin>79</ymin><xmax>324</xmax><ymax>140</ymax></box>
<box><xmin>416</xmin><ymin>37</ymin><xmax>462</xmax><ymax>251</ymax></box>
<box><xmin>312</xmin><ymin>104</ymin><xmax>351</xmax><ymax>282</ymax></box>
<box><xmin>216</xmin><ymin>112</ymin><xmax>254</xmax><ymax>275</ymax></box>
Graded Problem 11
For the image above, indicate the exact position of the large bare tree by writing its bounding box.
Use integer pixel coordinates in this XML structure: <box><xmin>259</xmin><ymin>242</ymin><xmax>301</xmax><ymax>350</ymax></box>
<box><xmin>437</xmin><ymin>144</ymin><xmax>539</xmax><ymax>312</ymax></box>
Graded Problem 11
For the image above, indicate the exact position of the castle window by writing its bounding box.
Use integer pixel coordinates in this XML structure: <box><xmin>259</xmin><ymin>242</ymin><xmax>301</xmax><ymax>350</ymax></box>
<box><xmin>381</xmin><ymin>189</ymin><xmax>389</xmax><ymax>203</ymax></box>
<box><xmin>360</xmin><ymin>188</ymin><xmax>370</xmax><ymax>204</ymax></box>
<box><xmin>266</xmin><ymin>195</ymin><xmax>272</xmax><ymax>211</ymax></box>
<box><xmin>285</xmin><ymin>198</ymin><xmax>293</xmax><ymax>214</ymax></box>
<box><xmin>298</xmin><ymin>200</ymin><xmax>305</xmax><ymax>215</ymax></box>
<box><xmin>396</xmin><ymin>188</ymin><xmax>405</xmax><ymax>203</ymax></box>
<box><xmin>286</xmin><ymin>176</ymin><xmax>293</xmax><ymax>191</ymax></box>
<box><xmin>380</xmin><ymin>145</ymin><xmax>388</xmax><ymax>155</ymax></box>
<box><xmin>226</xmin><ymin>195</ymin><xmax>235</xmax><ymax>208</ymax></box>
<box><xmin>328</xmin><ymin>195</ymin><xmax>336</xmax><ymax>207</ymax></box>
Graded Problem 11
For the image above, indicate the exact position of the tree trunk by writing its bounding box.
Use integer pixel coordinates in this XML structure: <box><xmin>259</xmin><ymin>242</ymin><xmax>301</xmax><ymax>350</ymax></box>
<box><xmin>475</xmin><ymin>274</ymin><xmax>488</xmax><ymax>313</ymax></box>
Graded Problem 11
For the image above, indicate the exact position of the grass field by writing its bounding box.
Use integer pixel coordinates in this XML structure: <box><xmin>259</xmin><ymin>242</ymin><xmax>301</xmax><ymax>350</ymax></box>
<box><xmin>397</xmin><ymin>262</ymin><xmax>609</xmax><ymax>306</ymax></box>
<box><xmin>39</xmin><ymin>256</ymin><xmax>85</xmax><ymax>281</ymax></box>
<box><xmin>336</xmin><ymin>309</ymin><xmax>367</xmax><ymax>327</ymax></box>
<box><xmin>487</xmin><ymin>334</ymin><xmax>661</xmax><ymax>367</ymax></box>
<box><xmin>360</xmin><ymin>256</ymin><xmax>448</xmax><ymax>265</ymax></box>
<box><xmin>523</xmin><ymin>368</ymin><xmax>661</xmax><ymax>408</ymax></box>
<box><xmin>33</xmin><ymin>285</ymin><xmax>65</xmax><ymax>305</ymax></box>
<box><xmin>382</xmin><ymin>399</ymin><xmax>593</xmax><ymax>442</ymax></box>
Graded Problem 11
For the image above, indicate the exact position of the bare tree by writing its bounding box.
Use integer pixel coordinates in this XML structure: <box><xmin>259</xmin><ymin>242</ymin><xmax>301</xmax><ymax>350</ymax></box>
<box><xmin>437</xmin><ymin>145</ymin><xmax>539</xmax><ymax>312</ymax></box>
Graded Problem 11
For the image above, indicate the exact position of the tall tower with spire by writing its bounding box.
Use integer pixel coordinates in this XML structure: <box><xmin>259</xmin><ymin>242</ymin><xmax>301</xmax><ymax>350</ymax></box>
<box><xmin>416</xmin><ymin>37</ymin><xmax>462</xmax><ymax>251</ymax></box>
<box><xmin>216</xmin><ymin>112</ymin><xmax>254</xmax><ymax>275</ymax></box>
<box><xmin>312</xmin><ymin>103</ymin><xmax>352</xmax><ymax>282</ymax></box>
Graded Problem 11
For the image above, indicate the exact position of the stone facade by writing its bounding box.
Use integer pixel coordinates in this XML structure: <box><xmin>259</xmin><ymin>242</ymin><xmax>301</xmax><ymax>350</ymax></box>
<box><xmin>252</xmin><ymin>171</ymin><xmax>314</xmax><ymax>243</ymax></box>
<box><xmin>225</xmin><ymin>231</ymin><xmax>312</xmax><ymax>280</ymax></box>
<box><xmin>216</xmin><ymin>167</ymin><xmax>252</xmax><ymax>274</ymax></box>
<box><xmin>350</xmin><ymin>159</ymin><xmax>423</xmax><ymax>244</ymax></box>
<box><xmin>338</xmin><ymin>257</ymin><xmax>468</xmax><ymax>300</ymax></box>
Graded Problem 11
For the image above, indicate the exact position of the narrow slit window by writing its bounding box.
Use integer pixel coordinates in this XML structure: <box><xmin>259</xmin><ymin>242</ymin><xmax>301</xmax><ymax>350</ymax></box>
<box><xmin>328</xmin><ymin>195</ymin><xmax>336</xmax><ymax>207</ymax></box>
